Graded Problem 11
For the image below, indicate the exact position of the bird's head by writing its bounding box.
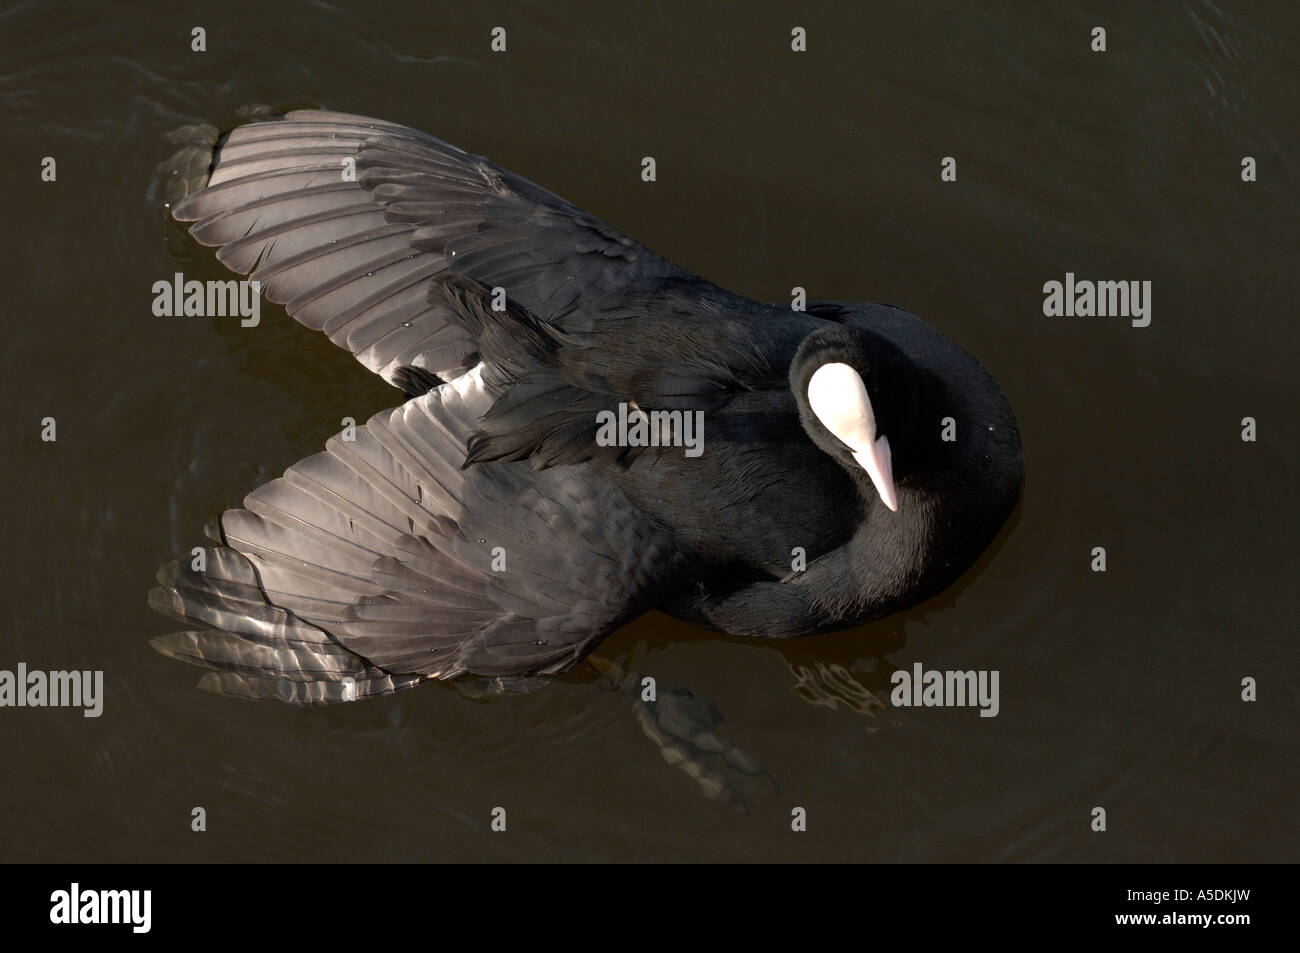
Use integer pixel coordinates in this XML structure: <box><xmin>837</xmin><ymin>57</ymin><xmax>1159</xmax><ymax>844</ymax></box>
<box><xmin>790</xmin><ymin>324</ymin><xmax>920</xmax><ymax>513</ymax></box>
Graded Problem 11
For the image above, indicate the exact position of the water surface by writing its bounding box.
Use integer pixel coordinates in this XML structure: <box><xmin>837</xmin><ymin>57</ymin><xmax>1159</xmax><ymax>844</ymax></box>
<box><xmin>1</xmin><ymin>0</ymin><xmax>1296</xmax><ymax>861</ymax></box>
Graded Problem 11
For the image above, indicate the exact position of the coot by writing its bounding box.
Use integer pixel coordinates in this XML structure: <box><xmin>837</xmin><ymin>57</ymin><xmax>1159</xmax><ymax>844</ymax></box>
<box><xmin>150</xmin><ymin>110</ymin><xmax>1022</xmax><ymax>703</ymax></box>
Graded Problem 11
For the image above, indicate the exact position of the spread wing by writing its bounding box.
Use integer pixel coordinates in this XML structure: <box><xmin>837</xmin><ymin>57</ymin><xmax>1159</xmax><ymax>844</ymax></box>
<box><xmin>169</xmin><ymin>109</ymin><xmax>693</xmax><ymax>388</ymax></box>
<box><xmin>150</xmin><ymin>368</ymin><xmax>683</xmax><ymax>703</ymax></box>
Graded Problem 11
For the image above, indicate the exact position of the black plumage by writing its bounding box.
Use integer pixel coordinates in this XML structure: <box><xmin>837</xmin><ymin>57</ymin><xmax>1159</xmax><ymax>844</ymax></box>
<box><xmin>150</xmin><ymin>110</ymin><xmax>1022</xmax><ymax>703</ymax></box>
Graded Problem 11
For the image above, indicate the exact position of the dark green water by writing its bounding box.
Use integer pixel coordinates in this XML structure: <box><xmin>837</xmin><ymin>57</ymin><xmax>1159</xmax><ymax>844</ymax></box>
<box><xmin>1</xmin><ymin>0</ymin><xmax>1296</xmax><ymax>861</ymax></box>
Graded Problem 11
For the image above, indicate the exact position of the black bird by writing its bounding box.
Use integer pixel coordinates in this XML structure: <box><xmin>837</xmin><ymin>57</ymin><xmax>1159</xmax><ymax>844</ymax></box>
<box><xmin>150</xmin><ymin>110</ymin><xmax>1022</xmax><ymax>704</ymax></box>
